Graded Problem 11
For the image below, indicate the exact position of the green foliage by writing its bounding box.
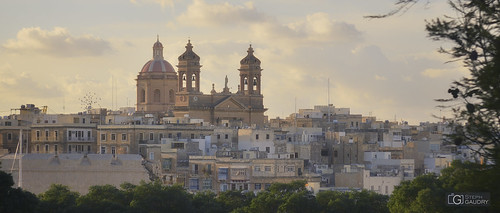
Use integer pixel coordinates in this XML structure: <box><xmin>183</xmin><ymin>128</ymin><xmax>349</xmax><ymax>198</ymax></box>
<box><xmin>37</xmin><ymin>184</ymin><xmax>79</xmax><ymax>213</ymax></box>
<box><xmin>192</xmin><ymin>191</ymin><xmax>225</xmax><ymax>213</ymax></box>
<box><xmin>316</xmin><ymin>190</ymin><xmax>388</xmax><ymax>213</ymax></box>
<box><xmin>129</xmin><ymin>181</ymin><xmax>195</xmax><ymax>213</ymax></box>
<box><xmin>76</xmin><ymin>184</ymin><xmax>129</xmax><ymax>213</ymax></box>
<box><xmin>0</xmin><ymin>171</ymin><xmax>39</xmax><ymax>213</ymax></box>
<box><xmin>216</xmin><ymin>190</ymin><xmax>255</xmax><ymax>213</ymax></box>
<box><xmin>388</xmin><ymin>161</ymin><xmax>496</xmax><ymax>213</ymax></box>
<box><xmin>426</xmin><ymin>0</ymin><xmax>500</xmax><ymax>164</ymax></box>
<box><xmin>388</xmin><ymin>174</ymin><xmax>446</xmax><ymax>213</ymax></box>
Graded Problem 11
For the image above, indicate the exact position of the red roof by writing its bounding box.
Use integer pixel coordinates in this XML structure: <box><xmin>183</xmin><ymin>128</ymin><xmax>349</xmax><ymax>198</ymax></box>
<box><xmin>140</xmin><ymin>59</ymin><xmax>175</xmax><ymax>73</ymax></box>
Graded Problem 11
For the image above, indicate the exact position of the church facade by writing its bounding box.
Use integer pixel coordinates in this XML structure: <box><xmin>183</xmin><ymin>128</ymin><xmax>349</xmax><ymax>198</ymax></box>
<box><xmin>136</xmin><ymin>38</ymin><xmax>267</xmax><ymax>126</ymax></box>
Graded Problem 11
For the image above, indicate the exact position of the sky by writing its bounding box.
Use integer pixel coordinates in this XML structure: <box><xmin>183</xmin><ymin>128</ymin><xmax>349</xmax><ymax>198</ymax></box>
<box><xmin>0</xmin><ymin>0</ymin><xmax>467</xmax><ymax>124</ymax></box>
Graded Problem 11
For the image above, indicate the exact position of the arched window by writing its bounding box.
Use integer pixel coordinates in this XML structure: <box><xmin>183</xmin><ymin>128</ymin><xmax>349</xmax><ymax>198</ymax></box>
<box><xmin>253</xmin><ymin>77</ymin><xmax>258</xmax><ymax>90</ymax></box>
<box><xmin>153</xmin><ymin>89</ymin><xmax>160</xmax><ymax>103</ymax></box>
<box><xmin>182</xmin><ymin>74</ymin><xmax>187</xmax><ymax>88</ymax></box>
<box><xmin>243</xmin><ymin>77</ymin><xmax>248</xmax><ymax>90</ymax></box>
<box><xmin>140</xmin><ymin>89</ymin><xmax>146</xmax><ymax>103</ymax></box>
<box><xmin>169</xmin><ymin>89</ymin><xmax>175</xmax><ymax>103</ymax></box>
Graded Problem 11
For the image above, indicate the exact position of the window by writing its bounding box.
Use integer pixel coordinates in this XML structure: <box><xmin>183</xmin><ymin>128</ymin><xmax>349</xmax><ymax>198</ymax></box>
<box><xmin>101</xmin><ymin>146</ymin><xmax>106</xmax><ymax>154</ymax></box>
<box><xmin>55</xmin><ymin>131</ymin><xmax>58</xmax><ymax>140</ymax></box>
<box><xmin>121</xmin><ymin>133</ymin><xmax>127</xmax><ymax>141</ymax></box>
<box><xmin>87</xmin><ymin>145</ymin><xmax>91</xmax><ymax>153</ymax></box>
<box><xmin>203</xmin><ymin>179</ymin><xmax>212</xmax><ymax>190</ymax></box>
<box><xmin>149</xmin><ymin>152</ymin><xmax>154</xmax><ymax>160</ymax></box>
<box><xmin>169</xmin><ymin>90</ymin><xmax>175</xmax><ymax>103</ymax></box>
<box><xmin>265</xmin><ymin>147</ymin><xmax>270</xmax><ymax>153</ymax></box>
<box><xmin>111</xmin><ymin>146</ymin><xmax>116</xmax><ymax>155</ymax></box>
<box><xmin>5</xmin><ymin>121</ymin><xmax>11</xmax><ymax>126</ymax></box>
<box><xmin>256</xmin><ymin>134</ymin><xmax>259</xmax><ymax>140</ymax></box>
<box><xmin>111</xmin><ymin>134</ymin><xmax>116</xmax><ymax>141</ymax></box>
<box><xmin>265</xmin><ymin>183</ymin><xmax>271</xmax><ymax>190</ymax></box>
<box><xmin>225</xmin><ymin>134</ymin><xmax>228</xmax><ymax>139</ymax></box>
<box><xmin>153</xmin><ymin>89</ymin><xmax>160</xmax><ymax>103</ymax></box>
<box><xmin>82</xmin><ymin>118</ymin><xmax>86</xmax><ymax>124</ymax></box>
<box><xmin>265</xmin><ymin>166</ymin><xmax>271</xmax><ymax>172</ymax></box>
<box><xmin>74</xmin><ymin>117</ymin><xmax>80</xmax><ymax>123</ymax></box>
<box><xmin>54</xmin><ymin>145</ymin><xmax>58</xmax><ymax>153</ymax></box>
<box><xmin>217</xmin><ymin>134</ymin><xmax>221</xmax><ymax>139</ymax></box>
<box><xmin>255</xmin><ymin>183</ymin><xmax>261</xmax><ymax>190</ymax></box>
<box><xmin>287</xmin><ymin>166</ymin><xmax>295</xmax><ymax>172</ymax></box>
<box><xmin>193</xmin><ymin>164</ymin><xmax>198</xmax><ymax>174</ymax></box>
<box><xmin>7</xmin><ymin>133</ymin><xmax>12</xmax><ymax>140</ymax></box>
<box><xmin>36</xmin><ymin>131</ymin><xmax>40</xmax><ymax>140</ymax></box>
<box><xmin>254</xmin><ymin>166</ymin><xmax>261</xmax><ymax>172</ymax></box>
<box><xmin>44</xmin><ymin>120</ymin><xmax>48</xmax><ymax>123</ymax></box>
<box><xmin>139</xmin><ymin>133</ymin><xmax>144</xmax><ymax>140</ymax></box>
<box><xmin>36</xmin><ymin>145</ymin><xmax>40</xmax><ymax>152</ymax></box>
<box><xmin>266</xmin><ymin>134</ymin><xmax>270</xmax><ymax>139</ymax></box>
<box><xmin>191</xmin><ymin>134</ymin><xmax>195</xmax><ymax>139</ymax></box>
<box><xmin>159</xmin><ymin>133</ymin><xmax>163</xmax><ymax>140</ymax></box>
<box><xmin>45</xmin><ymin>144</ymin><xmax>49</xmax><ymax>152</ymax></box>
<box><xmin>87</xmin><ymin>131</ymin><xmax>90</xmax><ymax>139</ymax></box>
<box><xmin>101</xmin><ymin>133</ymin><xmax>106</xmax><ymax>141</ymax></box>
<box><xmin>168</xmin><ymin>133</ymin><xmax>172</xmax><ymax>138</ymax></box>
<box><xmin>140</xmin><ymin>89</ymin><xmax>146</xmax><ymax>103</ymax></box>
<box><xmin>68</xmin><ymin>145</ymin><xmax>72</xmax><ymax>153</ymax></box>
<box><xmin>189</xmin><ymin>178</ymin><xmax>199</xmax><ymax>190</ymax></box>
<box><xmin>149</xmin><ymin>133</ymin><xmax>154</xmax><ymax>140</ymax></box>
<box><xmin>207</xmin><ymin>164</ymin><xmax>212</xmax><ymax>174</ymax></box>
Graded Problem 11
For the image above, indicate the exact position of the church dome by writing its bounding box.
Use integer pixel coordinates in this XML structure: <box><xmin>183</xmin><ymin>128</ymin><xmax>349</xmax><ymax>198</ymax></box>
<box><xmin>140</xmin><ymin>36</ymin><xmax>175</xmax><ymax>73</ymax></box>
<box><xmin>240</xmin><ymin>44</ymin><xmax>261</xmax><ymax>65</ymax></box>
<box><xmin>140</xmin><ymin>59</ymin><xmax>175</xmax><ymax>73</ymax></box>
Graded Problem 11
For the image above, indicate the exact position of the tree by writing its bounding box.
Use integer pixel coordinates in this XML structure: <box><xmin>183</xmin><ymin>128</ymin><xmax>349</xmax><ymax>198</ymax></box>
<box><xmin>129</xmin><ymin>181</ymin><xmax>194</xmax><ymax>213</ymax></box>
<box><xmin>246</xmin><ymin>180</ymin><xmax>314</xmax><ymax>213</ymax></box>
<box><xmin>0</xmin><ymin>171</ymin><xmax>39</xmax><ymax>213</ymax></box>
<box><xmin>425</xmin><ymin>1</ymin><xmax>500</xmax><ymax>209</ymax></box>
<box><xmin>426</xmin><ymin>0</ymin><xmax>500</xmax><ymax>165</ymax></box>
<box><xmin>388</xmin><ymin>174</ymin><xmax>446</xmax><ymax>213</ymax></box>
<box><xmin>216</xmin><ymin>190</ymin><xmax>255</xmax><ymax>213</ymax></box>
<box><xmin>76</xmin><ymin>184</ymin><xmax>129</xmax><ymax>213</ymax></box>
<box><xmin>192</xmin><ymin>191</ymin><xmax>225</xmax><ymax>213</ymax></box>
<box><xmin>37</xmin><ymin>184</ymin><xmax>79</xmax><ymax>213</ymax></box>
<box><xmin>316</xmin><ymin>190</ymin><xmax>388</xmax><ymax>213</ymax></box>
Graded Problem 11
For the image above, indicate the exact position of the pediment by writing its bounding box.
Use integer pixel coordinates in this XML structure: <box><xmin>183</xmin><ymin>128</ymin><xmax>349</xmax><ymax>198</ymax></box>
<box><xmin>214</xmin><ymin>97</ymin><xmax>247</xmax><ymax>110</ymax></box>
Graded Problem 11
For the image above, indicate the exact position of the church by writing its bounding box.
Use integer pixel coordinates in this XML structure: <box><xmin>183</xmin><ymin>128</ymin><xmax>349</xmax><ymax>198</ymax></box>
<box><xmin>136</xmin><ymin>37</ymin><xmax>267</xmax><ymax>126</ymax></box>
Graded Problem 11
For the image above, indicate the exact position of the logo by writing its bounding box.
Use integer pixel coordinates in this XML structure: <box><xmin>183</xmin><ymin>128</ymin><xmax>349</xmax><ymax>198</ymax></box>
<box><xmin>446</xmin><ymin>192</ymin><xmax>490</xmax><ymax>206</ymax></box>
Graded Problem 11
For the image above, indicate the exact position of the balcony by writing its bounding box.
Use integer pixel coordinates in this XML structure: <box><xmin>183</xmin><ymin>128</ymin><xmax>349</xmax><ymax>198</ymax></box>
<box><xmin>67</xmin><ymin>137</ymin><xmax>96</xmax><ymax>142</ymax></box>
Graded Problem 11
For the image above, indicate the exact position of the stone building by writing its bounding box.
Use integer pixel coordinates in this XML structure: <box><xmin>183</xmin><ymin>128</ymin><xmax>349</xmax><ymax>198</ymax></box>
<box><xmin>137</xmin><ymin>38</ymin><xmax>267</xmax><ymax>127</ymax></box>
<box><xmin>136</xmin><ymin>37</ymin><xmax>178</xmax><ymax>115</ymax></box>
<box><xmin>1</xmin><ymin>154</ymin><xmax>149</xmax><ymax>194</ymax></box>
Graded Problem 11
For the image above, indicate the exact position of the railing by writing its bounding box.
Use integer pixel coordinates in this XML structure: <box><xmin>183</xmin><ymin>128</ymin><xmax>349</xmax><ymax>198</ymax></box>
<box><xmin>67</xmin><ymin>137</ymin><xmax>96</xmax><ymax>142</ymax></box>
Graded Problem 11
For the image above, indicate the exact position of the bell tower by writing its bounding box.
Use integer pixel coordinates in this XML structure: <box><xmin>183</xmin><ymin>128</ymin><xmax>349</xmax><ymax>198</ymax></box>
<box><xmin>238</xmin><ymin>45</ymin><xmax>262</xmax><ymax>95</ymax></box>
<box><xmin>177</xmin><ymin>40</ymin><xmax>201</xmax><ymax>93</ymax></box>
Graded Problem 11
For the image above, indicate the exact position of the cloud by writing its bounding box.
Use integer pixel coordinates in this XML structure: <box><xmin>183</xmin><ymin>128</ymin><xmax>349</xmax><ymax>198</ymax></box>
<box><xmin>130</xmin><ymin>0</ymin><xmax>177</xmax><ymax>8</ymax></box>
<box><xmin>177</xmin><ymin>0</ymin><xmax>268</xmax><ymax>26</ymax></box>
<box><xmin>287</xmin><ymin>12</ymin><xmax>363</xmax><ymax>42</ymax></box>
<box><xmin>374</xmin><ymin>75</ymin><xmax>387</xmax><ymax>80</ymax></box>
<box><xmin>2</xmin><ymin>27</ymin><xmax>112</xmax><ymax>57</ymax></box>
<box><xmin>0</xmin><ymin>63</ymin><xmax>62</xmax><ymax>98</ymax></box>
<box><xmin>250</xmin><ymin>12</ymin><xmax>363</xmax><ymax>50</ymax></box>
<box><xmin>421</xmin><ymin>68</ymin><xmax>466</xmax><ymax>78</ymax></box>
